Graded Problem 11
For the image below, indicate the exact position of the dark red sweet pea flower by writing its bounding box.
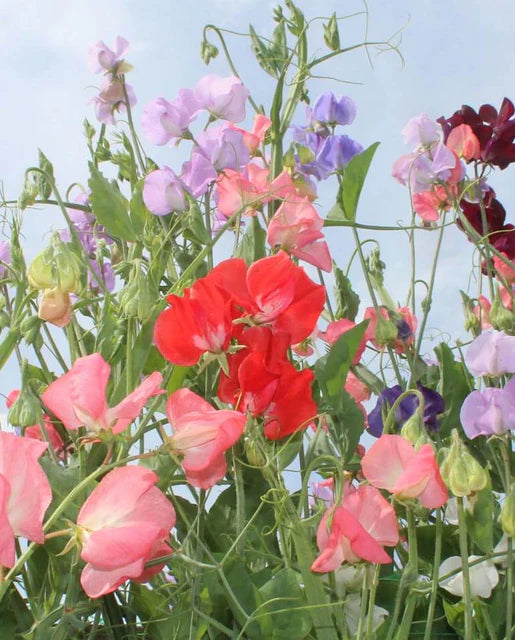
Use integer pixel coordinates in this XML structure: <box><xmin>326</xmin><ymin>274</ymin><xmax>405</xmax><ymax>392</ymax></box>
<box><xmin>439</xmin><ymin>98</ymin><xmax>515</xmax><ymax>169</ymax></box>
<box><xmin>458</xmin><ymin>188</ymin><xmax>506</xmax><ymax>237</ymax></box>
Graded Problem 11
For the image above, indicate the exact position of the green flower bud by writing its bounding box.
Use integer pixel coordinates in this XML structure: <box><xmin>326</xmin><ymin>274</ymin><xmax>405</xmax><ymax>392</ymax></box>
<box><xmin>8</xmin><ymin>362</ymin><xmax>43</xmax><ymax>428</ymax></box>
<box><xmin>119</xmin><ymin>261</ymin><xmax>154</xmax><ymax>322</ymax></box>
<box><xmin>460</xmin><ymin>291</ymin><xmax>480</xmax><ymax>334</ymax></box>
<box><xmin>375</xmin><ymin>314</ymin><xmax>398</xmax><ymax>346</ymax></box>
<box><xmin>27</xmin><ymin>245</ymin><xmax>55</xmax><ymax>290</ymax></box>
<box><xmin>441</xmin><ymin>430</ymin><xmax>488</xmax><ymax>497</ymax></box>
<box><xmin>400</xmin><ymin>410</ymin><xmax>424</xmax><ymax>445</ymax></box>
<box><xmin>0</xmin><ymin>312</ymin><xmax>10</xmax><ymax>331</ymax></box>
<box><xmin>501</xmin><ymin>483</ymin><xmax>515</xmax><ymax>538</ymax></box>
<box><xmin>490</xmin><ymin>295</ymin><xmax>515</xmax><ymax>333</ymax></box>
<box><xmin>27</xmin><ymin>235</ymin><xmax>82</xmax><ymax>293</ymax></box>
<box><xmin>20</xmin><ymin>315</ymin><xmax>42</xmax><ymax>345</ymax></box>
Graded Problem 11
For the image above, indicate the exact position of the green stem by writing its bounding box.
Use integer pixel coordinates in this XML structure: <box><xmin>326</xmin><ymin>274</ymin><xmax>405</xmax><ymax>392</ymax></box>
<box><xmin>396</xmin><ymin>507</ymin><xmax>419</xmax><ymax>639</ymax></box>
<box><xmin>365</xmin><ymin>564</ymin><xmax>381</xmax><ymax>639</ymax></box>
<box><xmin>356</xmin><ymin>567</ymin><xmax>369</xmax><ymax>640</ymax></box>
<box><xmin>233</xmin><ymin>449</ymin><xmax>245</xmax><ymax>557</ymax></box>
<box><xmin>423</xmin><ymin>509</ymin><xmax>443</xmax><ymax>640</ymax></box>
<box><xmin>500</xmin><ymin>436</ymin><xmax>513</xmax><ymax>639</ymax></box>
<box><xmin>457</xmin><ymin>497</ymin><xmax>473</xmax><ymax>640</ymax></box>
<box><xmin>121</xmin><ymin>78</ymin><xmax>146</xmax><ymax>174</ymax></box>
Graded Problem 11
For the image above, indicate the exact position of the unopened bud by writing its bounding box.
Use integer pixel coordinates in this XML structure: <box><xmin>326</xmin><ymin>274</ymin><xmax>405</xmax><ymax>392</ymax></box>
<box><xmin>7</xmin><ymin>363</ymin><xmax>43</xmax><ymax>428</ymax></box>
<box><xmin>501</xmin><ymin>483</ymin><xmax>515</xmax><ymax>538</ymax></box>
<box><xmin>20</xmin><ymin>315</ymin><xmax>42</xmax><ymax>345</ymax></box>
<box><xmin>119</xmin><ymin>261</ymin><xmax>154</xmax><ymax>322</ymax></box>
<box><xmin>375</xmin><ymin>314</ymin><xmax>398</xmax><ymax>346</ymax></box>
<box><xmin>490</xmin><ymin>294</ymin><xmax>515</xmax><ymax>333</ymax></box>
<box><xmin>441</xmin><ymin>430</ymin><xmax>488</xmax><ymax>497</ymax></box>
<box><xmin>38</xmin><ymin>288</ymin><xmax>71</xmax><ymax>328</ymax></box>
<box><xmin>28</xmin><ymin>235</ymin><xmax>82</xmax><ymax>294</ymax></box>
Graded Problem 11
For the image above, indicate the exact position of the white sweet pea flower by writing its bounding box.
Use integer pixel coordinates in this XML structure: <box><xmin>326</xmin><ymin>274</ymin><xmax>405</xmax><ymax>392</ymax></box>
<box><xmin>439</xmin><ymin>556</ymin><xmax>499</xmax><ymax>598</ymax></box>
<box><xmin>344</xmin><ymin>593</ymin><xmax>388</xmax><ymax>635</ymax></box>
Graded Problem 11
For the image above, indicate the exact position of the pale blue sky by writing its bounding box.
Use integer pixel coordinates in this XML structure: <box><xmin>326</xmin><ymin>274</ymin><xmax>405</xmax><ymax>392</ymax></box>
<box><xmin>1</xmin><ymin>0</ymin><xmax>514</xmax><ymax>395</ymax></box>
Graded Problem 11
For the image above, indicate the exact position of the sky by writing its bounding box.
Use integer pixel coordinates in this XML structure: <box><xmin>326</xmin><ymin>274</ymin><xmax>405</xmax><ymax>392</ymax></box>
<box><xmin>1</xmin><ymin>0</ymin><xmax>514</xmax><ymax>398</ymax></box>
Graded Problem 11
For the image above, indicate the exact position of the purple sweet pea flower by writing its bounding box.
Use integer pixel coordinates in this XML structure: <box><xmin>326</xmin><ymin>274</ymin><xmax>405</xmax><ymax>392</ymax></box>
<box><xmin>460</xmin><ymin>378</ymin><xmax>515</xmax><ymax>439</ymax></box>
<box><xmin>91</xmin><ymin>77</ymin><xmax>137</xmax><ymax>125</ymax></box>
<box><xmin>143</xmin><ymin>167</ymin><xmax>188</xmax><ymax>216</ymax></box>
<box><xmin>141</xmin><ymin>89</ymin><xmax>200</xmax><ymax>145</ymax></box>
<box><xmin>195</xmin><ymin>75</ymin><xmax>250</xmax><ymax>123</ymax></box>
<box><xmin>401</xmin><ymin>113</ymin><xmax>441</xmax><ymax>150</ymax></box>
<box><xmin>88</xmin><ymin>259</ymin><xmax>116</xmax><ymax>293</ymax></box>
<box><xmin>317</xmin><ymin>135</ymin><xmax>363</xmax><ymax>172</ymax></box>
<box><xmin>368</xmin><ymin>383</ymin><xmax>445</xmax><ymax>437</ymax></box>
<box><xmin>181</xmin><ymin>124</ymin><xmax>249</xmax><ymax>197</ymax></box>
<box><xmin>392</xmin><ymin>143</ymin><xmax>458</xmax><ymax>193</ymax></box>
<box><xmin>312</xmin><ymin>92</ymin><xmax>356</xmax><ymax>127</ymax></box>
<box><xmin>88</xmin><ymin>36</ymin><xmax>130</xmax><ymax>74</ymax></box>
<box><xmin>0</xmin><ymin>241</ymin><xmax>10</xmax><ymax>279</ymax></box>
<box><xmin>465</xmin><ymin>330</ymin><xmax>515</xmax><ymax>377</ymax></box>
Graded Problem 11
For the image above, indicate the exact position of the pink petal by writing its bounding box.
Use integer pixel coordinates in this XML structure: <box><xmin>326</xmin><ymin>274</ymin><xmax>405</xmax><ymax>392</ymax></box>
<box><xmin>0</xmin><ymin>475</ymin><xmax>15</xmax><ymax>568</ymax></box>
<box><xmin>361</xmin><ymin>434</ymin><xmax>415</xmax><ymax>491</ymax></box>
<box><xmin>393</xmin><ymin>444</ymin><xmax>448</xmax><ymax>509</ymax></box>
<box><xmin>81</xmin><ymin>557</ymin><xmax>145</xmax><ymax>598</ymax></box>
<box><xmin>339</xmin><ymin>508</ymin><xmax>393</xmax><ymax>564</ymax></box>
<box><xmin>167</xmin><ymin>388</ymin><xmax>216</xmax><ymax>424</ymax></box>
<box><xmin>108</xmin><ymin>372</ymin><xmax>164</xmax><ymax>434</ymax></box>
<box><xmin>344</xmin><ymin>484</ymin><xmax>399</xmax><ymax>547</ymax></box>
<box><xmin>81</xmin><ymin>523</ymin><xmax>161</xmax><ymax>570</ymax></box>
<box><xmin>69</xmin><ymin>354</ymin><xmax>110</xmax><ymax>423</ymax></box>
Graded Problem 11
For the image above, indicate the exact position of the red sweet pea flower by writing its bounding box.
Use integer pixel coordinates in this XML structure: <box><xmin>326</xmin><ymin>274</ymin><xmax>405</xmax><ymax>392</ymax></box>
<box><xmin>166</xmin><ymin>388</ymin><xmax>247</xmax><ymax>489</ymax></box>
<box><xmin>311</xmin><ymin>484</ymin><xmax>398</xmax><ymax>572</ymax></box>
<box><xmin>155</xmin><ymin>275</ymin><xmax>235</xmax><ymax>365</ymax></box>
<box><xmin>77</xmin><ymin>466</ymin><xmax>175</xmax><ymax>598</ymax></box>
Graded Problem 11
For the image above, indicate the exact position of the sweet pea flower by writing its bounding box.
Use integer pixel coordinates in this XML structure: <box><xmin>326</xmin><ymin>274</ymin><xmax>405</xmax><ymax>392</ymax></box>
<box><xmin>465</xmin><ymin>329</ymin><xmax>515</xmax><ymax>376</ymax></box>
<box><xmin>321</xmin><ymin>319</ymin><xmax>367</xmax><ymax>364</ymax></box>
<box><xmin>392</xmin><ymin>143</ymin><xmax>460</xmax><ymax>193</ymax></box>
<box><xmin>345</xmin><ymin>594</ymin><xmax>388</xmax><ymax>636</ymax></box>
<box><xmin>401</xmin><ymin>113</ymin><xmax>441</xmax><ymax>149</ymax></box>
<box><xmin>141</xmin><ymin>89</ymin><xmax>200</xmax><ymax>145</ymax></box>
<box><xmin>91</xmin><ymin>76</ymin><xmax>137</xmax><ymax>125</ymax></box>
<box><xmin>267</xmin><ymin>197</ymin><xmax>332</xmax><ymax>272</ymax></box>
<box><xmin>0</xmin><ymin>431</ymin><xmax>52</xmax><ymax>568</ymax></box>
<box><xmin>88</xmin><ymin>36</ymin><xmax>130</xmax><ymax>74</ymax></box>
<box><xmin>493</xmin><ymin>253</ymin><xmax>515</xmax><ymax>285</ymax></box>
<box><xmin>316</xmin><ymin>135</ymin><xmax>363</xmax><ymax>173</ymax></box>
<box><xmin>311</xmin><ymin>484</ymin><xmax>399</xmax><ymax>572</ymax></box>
<box><xmin>363</xmin><ymin>306</ymin><xmax>417</xmax><ymax>353</ymax></box>
<box><xmin>446</xmin><ymin>124</ymin><xmax>481</xmax><ymax>161</ymax></box>
<box><xmin>361</xmin><ymin>434</ymin><xmax>448</xmax><ymax>509</ymax></box>
<box><xmin>438</xmin><ymin>556</ymin><xmax>499</xmax><ymax>598</ymax></box>
<box><xmin>460</xmin><ymin>378</ymin><xmax>515</xmax><ymax>439</ymax></box>
<box><xmin>42</xmin><ymin>353</ymin><xmax>163</xmax><ymax>435</ymax></box>
<box><xmin>0</xmin><ymin>240</ymin><xmax>10</xmax><ymax>278</ymax></box>
<box><xmin>312</xmin><ymin>92</ymin><xmax>356</xmax><ymax>126</ymax></box>
<box><xmin>229</xmin><ymin>114</ymin><xmax>272</xmax><ymax>153</ymax></box>
<box><xmin>195</xmin><ymin>75</ymin><xmax>250</xmax><ymax>123</ymax></box>
<box><xmin>143</xmin><ymin>167</ymin><xmax>188</xmax><ymax>216</ymax></box>
<box><xmin>473</xmin><ymin>295</ymin><xmax>492</xmax><ymax>329</ymax></box>
<box><xmin>76</xmin><ymin>466</ymin><xmax>175</xmax><ymax>598</ymax></box>
<box><xmin>166</xmin><ymin>388</ymin><xmax>247</xmax><ymax>489</ymax></box>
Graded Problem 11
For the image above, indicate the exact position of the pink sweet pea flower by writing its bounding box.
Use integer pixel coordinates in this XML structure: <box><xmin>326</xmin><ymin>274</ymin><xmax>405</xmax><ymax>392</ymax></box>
<box><xmin>0</xmin><ymin>240</ymin><xmax>10</xmax><ymax>279</ymax></box>
<box><xmin>229</xmin><ymin>114</ymin><xmax>272</xmax><ymax>153</ymax></box>
<box><xmin>465</xmin><ymin>330</ymin><xmax>515</xmax><ymax>377</ymax></box>
<box><xmin>91</xmin><ymin>76</ymin><xmax>137</xmax><ymax>125</ymax></box>
<box><xmin>77</xmin><ymin>466</ymin><xmax>175</xmax><ymax>598</ymax></box>
<box><xmin>412</xmin><ymin>185</ymin><xmax>451</xmax><ymax>223</ymax></box>
<box><xmin>473</xmin><ymin>295</ymin><xmax>492</xmax><ymax>329</ymax></box>
<box><xmin>166</xmin><ymin>388</ymin><xmax>247</xmax><ymax>489</ymax></box>
<box><xmin>345</xmin><ymin>371</ymin><xmax>370</xmax><ymax>421</ymax></box>
<box><xmin>361</xmin><ymin>434</ymin><xmax>448</xmax><ymax>509</ymax></box>
<box><xmin>0</xmin><ymin>431</ymin><xmax>52</xmax><ymax>568</ymax></box>
<box><xmin>216</xmin><ymin>164</ymin><xmax>271</xmax><ymax>218</ymax></box>
<box><xmin>446</xmin><ymin>124</ymin><xmax>481</xmax><ymax>161</ymax></box>
<box><xmin>493</xmin><ymin>253</ymin><xmax>515</xmax><ymax>285</ymax></box>
<box><xmin>42</xmin><ymin>353</ymin><xmax>163</xmax><ymax>435</ymax></box>
<box><xmin>311</xmin><ymin>484</ymin><xmax>398</xmax><ymax>572</ymax></box>
<box><xmin>143</xmin><ymin>167</ymin><xmax>188</xmax><ymax>215</ymax></box>
<box><xmin>401</xmin><ymin>114</ymin><xmax>441</xmax><ymax>150</ymax></box>
<box><xmin>88</xmin><ymin>36</ymin><xmax>130</xmax><ymax>74</ymax></box>
<box><xmin>267</xmin><ymin>197</ymin><xmax>332</xmax><ymax>272</ymax></box>
<box><xmin>195</xmin><ymin>75</ymin><xmax>250</xmax><ymax>123</ymax></box>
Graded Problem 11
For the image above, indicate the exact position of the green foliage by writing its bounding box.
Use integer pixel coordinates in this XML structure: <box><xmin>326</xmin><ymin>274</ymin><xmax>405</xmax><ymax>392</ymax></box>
<box><xmin>333</xmin><ymin>264</ymin><xmax>360</xmax><ymax>320</ymax></box>
<box><xmin>435</xmin><ymin>342</ymin><xmax>473</xmax><ymax>437</ymax></box>
<box><xmin>323</xmin><ymin>13</ymin><xmax>340</xmax><ymax>51</ymax></box>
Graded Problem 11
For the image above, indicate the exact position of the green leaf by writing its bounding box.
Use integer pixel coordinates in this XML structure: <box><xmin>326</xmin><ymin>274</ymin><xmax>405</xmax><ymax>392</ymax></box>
<box><xmin>39</xmin><ymin>458</ymin><xmax>81</xmax><ymax>521</ymax></box>
<box><xmin>323</xmin><ymin>13</ymin><xmax>340</xmax><ymax>51</ymax></box>
<box><xmin>129</xmin><ymin>178</ymin><xmax>148</xmax><ymax>236</ymax></box>
<box><xmin>37</xmin><ymin>149</ymin><xmax>55</xmax><ymax>199</ymax></box>
<box><xmin>0</xmin><ymin>329</ymin><xmax>20</xmax><ymax>370</ymax></box>
<box><xmin>329</xmin><ymin>142</ymin><xmax>380</xmax><ymax>223</ymax></box>
<box><xmin>443</xmin><ymin>600</ymin><xmax>465</xmax><ymax>636</ymax></box>
<box><xmin>268</xmin><ymin>21</ymin><xmax>288</xmax><ymax>72</ymax></box>
<box><xmin>167</xmin><ymin>364</ymin><xmax>190</xmax><ymax>394</ymax></box>
<box><xmin>249</xmin><ymin>25</ymin><xmax>279</xmax><ymax>78</ymax></box>
<box><xmin>225</xmin><ymin>562</ymin><xmax>265</xmax><ymax>638</ymax></box>
<box><xmin>235</xmin><ymin>217</ymin><xmax>266</xmax><ymax>265</ymax></box>
<box><xmin>465</xmin><ymin>470</ymin><xmax>493</xmax><ymax>553</ymax></box>
<box><xmin>316</xmin><ymin>320</ymin><xmax>368</xmax><ymax>398</ymax></box>
<box><xmin>129</xmin><ymin>583</ymin><xmax>174</xmax><ymax>640</ymax></box>
<box><xmin>184</xmin><ymin>202</ymin><xmax>209</xmax><ymax>245</ymax></box>
<box><xmin>333</xmin><ymin>264</ymin><xmax>359</xmax><ymax>320</ymax></box>
<box><xmin>258</xmin><ymin>569</ymin><xmax>312</xmax><ymax>639</ymax></box>
<box><xmin>88</xmin><ymin>163</ymin><xmax>137</xmax><ymax>242</ymax></box>
<box><xmin>435</xmin><ymin>342</ymin><xmax>473</xmax><ymax>438</ymax></box>
<box><xmin>327</xmin><ymin>391</ymin><xmax>365</xmax><ymax>464</ymax></box>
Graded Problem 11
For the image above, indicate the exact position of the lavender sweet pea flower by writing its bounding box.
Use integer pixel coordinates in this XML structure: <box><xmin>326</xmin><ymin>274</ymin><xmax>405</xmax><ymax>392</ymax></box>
<box><xmin>0</xmin><ymin>241</ymin><xmax>10</xmax><ymax>278</ymax></box>
<box><xmin>460</xmin><ymin>378</ymin><xmax>515</xmax><ymax>439</ymax></box>
<box><xmin>317</xmin><ymin>135</ymin><xmax>363</xmax><ymax>172</ymax></box>
<box><xmin>312</xmin><ymin>92</ymin><xmax>356</xmax><ymax>126</ymax></box>
<box><xmin>465</xmin><ymin>330</ymin><xmax>515</xmax><ymax>377</ymax></box>
<box><xmin>141</xmin><ymin>89</ymin><xmax>200</xmax><ymax>145</ymax></box>
<box><xmin>195</xmin><ymin>75</ymin><xmax>250</xmax><ymax>123</ymax></box>
<box><xmin>88</xmin><ymin>259</ymin><xmax>116</xmax><ymax>293</ymax></box>
<box><xmin>181</xmin><ymin>124</ymin><xmax>249</xmax><ymax>197</ymax></box>
<box><xmin>88</xmin><ymin>36</ymin><xmax>130</xmax><ymax>74</ymax></box>
<box><xmin>143</xmin><ymin>167</ymin><xmax>188</xmax><ymax>216</ymax></box>
<box><xmin>91</xmin><ymin>77</ymin><xmax>137</xmax><ymax>125</ymax></box>
<box><xmin>401</xmin><ymin>113</ymin><xmax>441</xmax><ymax>150</ymax></box>
<box><xmin>392</xmin><ymin>143</ymin><xmax>458</xmax><ymax>193</ymax></box>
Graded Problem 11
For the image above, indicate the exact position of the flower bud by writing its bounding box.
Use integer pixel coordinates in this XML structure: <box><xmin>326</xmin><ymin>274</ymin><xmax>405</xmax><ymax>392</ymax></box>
<box><xmin>501</xmin><ymin>483</ymin><xmax>515</xmax><ymax>538</ymax></box>
<box><xmin>490</xmin><ymin>294</ymin><xmax>515</xmax><ymax>333</ymax></box>
<box><xmin>441</xmin><ymin>430</ymin><xmax>488</xmax><ymax>497</ymax></box>
<box><xmin>400</xmin><ymin>409</ymin><xmax>424</xmax><ymax>445</ymax></box>
<box><xmin>375</xmin><ymin>313</ymin><xmax>398</xmax><ymax>346</ymax></box>
<box><xmin>119</xmin><ymin>261</ymin><xmax>154</xmax><ymax>322</ymax></box>
<box><xmin>38</xmin><ymin>288</ymin><xmax>71</xmax><ymax>328</ymax></box>
<box><xmin>20</xmin><ymin>315</ymin><xmax>42</xmax><ymax>345</ymax></box>
<box><xmin>28</xmin><ymin>235</ymin><xmax>82</xmax><ymax>294</ymax></box>
<box><xmin>7</xmin><ymin>363</ymin><xmax>43</xmax><ymax>428</ymax></box>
